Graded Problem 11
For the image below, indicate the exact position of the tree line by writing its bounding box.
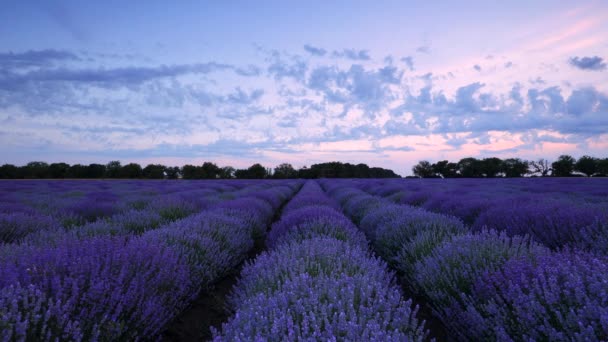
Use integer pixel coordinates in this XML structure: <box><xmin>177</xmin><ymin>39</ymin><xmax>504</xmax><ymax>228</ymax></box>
<box><xmin>0</xmin><ymin>161</ymin><xmax>399</xmax><ymax>179</ymax></box>
<box><xmin>411</xmin><ymin>155</ymin><xmax>608</xmax><ymax>178</ymax></box>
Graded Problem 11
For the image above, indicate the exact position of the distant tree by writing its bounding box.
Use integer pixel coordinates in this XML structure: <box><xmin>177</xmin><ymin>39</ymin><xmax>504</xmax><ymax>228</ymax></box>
<box><xmin>67</xmin><ymin>164</ymin><xmax>88</xmax><ymax>178</ymax></box>
<box><xmin>219</xmin><ymin>166</ymin><xmax>235</xmax><ymax>179</ymax></box>
<box><xmin>298</xmin><ymin>166</ymin><xmax>314</xmax><ymax>179</ymax></box>
<box><xmin>48</xmin><ymin>163</ymin><xmax>70</xmax><ymax>178</ymax></box>
<box><xmin>530</xmin><ymin>158</ymin><xmax>551</xmax><ymax>177</ymax></box>
<box><xmin>120</xmin><ymin>163</ymin><xmax>143</xmax><ymax>178</ymax></box>
<box><xmin>23</xmin><ymin>161</ymin><xmax>50</xmax><ymax>178</ymax></box>
<box><xmin>432</xmin><ymin>160</ymin><xmax>458</xmax><ymax>178</ymax></box>
<box><xmin>412</xmin><ymin>160</ymin><xmax>435</xmax><ymax>178</ymax></box>
<box><xmin>552</xmin><ymin>155</ymin><xmax>576</xmax><ymax>177</ymax></box>
<box><xmin>501</xmin><ymin>158</ymin><xmax>528</xmax><ymax>177</ymax></box>
<box><xmin>458</xmin><ymin>157</ymin><xmax>483</xmax><ymax>177</ymax></box>
<box><xmin>354</xmin><ymin>164</ymin><xmax>371</xmax><ymax>178</ymax></box>
<box><xmin>480</xmin><ymin>157</ymin><xmax>503</xmax><ymax>177</ymax></box>
<box><xmin>106</xmin><ymin>161</ymin><xmax>122</xmax><ymax>178</ymax></box>
<box><xmin>0</xmin><ymin>164</ymin><xmax>19</xmax><ymax>179</ymax></box>
<box><xmin>181</xmin><ymin>165</ymin><xmax>199</xmax><ymax>179</ymax></box>
<box><xmin>143</xmin><ymin>164</ymin><xmax>166</xmax><ymax>179</ymax></box>
<box><xmin>234</xmin><ymin>169</ymin><xmax>248</xmax><ymax>179</ymax></box>
<box><xmin>165</xmin><ymin>166</ymin><xmax>180</xmax><ymax>179</ymax></box>
<box><xmin>87</xmin><ymin>164</ymin><xmax>106</xmax><ymax>178</ymax></box>
<box><xmin>274</xmin><ymin>163</ymin><xmax>297</xmax><ymax>179</ymax></box>
<box><xmin>201</xmin><ymin>162</ymin><xmax>220</xmax><ymax>179</ymax></box>
<box><xmin>574</xmin><ymin>155</ymin><xmax>597</xmax><ymax>177</ymax></box>
<box><xmin>247</xmin><ymin>163</ymin><xmax>268</xmax><ymax>179</ymax></box>
<box><xmin>596</xmin><ymin>158</ymin><xmax>608</xmax><ymax>176</ymax></box>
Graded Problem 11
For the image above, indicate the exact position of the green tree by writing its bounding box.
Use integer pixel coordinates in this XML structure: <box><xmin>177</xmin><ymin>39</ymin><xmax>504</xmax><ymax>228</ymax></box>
<box><xmin>412</xmin><ymin>160</ymin><xmax>434</xmax><ymax>178</ymax></box>
<box><xmin>551</xmin><ymin>155</ymin><xmax>576</xmax><ymax>177</ymax></box>
<box><xmin>247</xmin><ymin>163</ymin><xmax>268</xmax><ymax>179</ymax></box>
<box><xmin>201</xmin><ymin>162</ymin><xmax>220</xmax><ymax>179</ymax></box>
<box><xmin>458</xmin><ymin>157</ymin><xmax>483</xmax><ymax>177</ymax></box>
<box><xmin>165</xmin><ymin>166</ymin><xmax>180</xmax><ymax>179</ymax></box>
<box><xmin>67</xmin><ymin>164</ymin><xmax>88</xmax><ymax>178</ymax></box>
<box><xmin>24</xmin><ymin>161</ymin><xmax>50</xmax><ymax>178</ymax></box>
<box><xmin>143</xmin><ymin>164</ymin><xmax>166</xmax><ymax>179</ymax></box>
<box><xmin>106</xmin><ymin>161</ymin><xmax>122</xmax><ymax>178</ymax></box>
<box><xmin>480</xmin><ymin>157</ymin><xmax>503</xmax><ymax>177</ymax></box>
<box><xmin>219</xmin><ymin>166</ymin><xmax>235</xmax><ymax>179</ymax></box>
<box><xmin>181</xmin><ymin>164</ymin><xmax>199</xmax><ymax>179</ymax></box>
<box><xmin>574</xmin><ymin>155</ymin><xmax>597</xmax><ymax>177</ymax></box>
<box><xmin>596</xmin><ymin>158</ymin><xmax>608</xmax><ymax>176</ymax></box>
<box><xmin>120</xmin><ymin>163</ymin><xmax>143</xmax><ymax>178</ymax></box>
<box><xmin>273</xmin><ymin>163</ymin><xmax>297</xmax><ymax>178</ymax></box>
<box><xmin>48</xmin><ymin>163</ymin><xmax>70</xmax><ymax>178</ymax></box>
<box><xmin>86</xmin><ymin>164</ymin><xmax>106</xmax><ymax>178</ymax></box>
<box><xmin>501</xmin><ymin>158</ymin><xmax>528</xmax><ymax>177</ymax></box>
<box><xmin>432</xmin><ymin>160</ymin><xmax>458</xmax><ymax>178</ymax></box>
<box><xmin>0</xmin><ymin>164</ymin><xmax>19</xmax><ymax>178</ymax></box>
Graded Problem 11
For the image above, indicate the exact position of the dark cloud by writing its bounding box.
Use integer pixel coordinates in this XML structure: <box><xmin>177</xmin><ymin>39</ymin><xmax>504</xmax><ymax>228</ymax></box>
<box><xmin>568</xmin><ymin>56</ymin><xmax>606</xmax><ymax>71</ymax></box>
<box><xmin>332</xmin><ymin>49</ymin><xmax>371</xmax><ymax>61</ymax></box>
<box><xmin>504</xmin><ymin>61</ymin><xmax>513</xmax><ymax>68</ymax></box>
<box><xmin>303</xmin><ymin>44</ymin><xmax>327</xmax><ymax>56</ymax></box>
<box><xmin>473</xmin><ymin>64</ymin><xmax>482</xmax><ymax>71</ymax></box>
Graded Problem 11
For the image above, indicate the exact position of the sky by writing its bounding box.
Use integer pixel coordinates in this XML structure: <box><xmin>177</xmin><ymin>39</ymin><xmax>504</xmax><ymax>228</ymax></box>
<box><xmin>1</xmin><ymin>1</ymin><xmax>607</xmax><ymax>176</ymax></box>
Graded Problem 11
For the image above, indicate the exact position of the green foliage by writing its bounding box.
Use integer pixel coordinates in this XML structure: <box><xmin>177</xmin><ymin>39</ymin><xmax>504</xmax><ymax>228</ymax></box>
<box><xmin>574</xmin><ymin>155</ymin><xmax>597</xmax><ymax>177</ymax></box>
<box><xmin>552</xmin><ymin>155</ymin><xmax>576</xmax><ymax>177</ymax></box>
<box><xmin>412</xmin><ymin>160</ymin><xmax>435</xmax><ymax>178</ymax></box>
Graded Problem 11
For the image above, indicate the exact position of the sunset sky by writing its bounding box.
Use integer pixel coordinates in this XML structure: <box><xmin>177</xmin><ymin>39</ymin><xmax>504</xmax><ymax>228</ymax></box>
<box><xmin>1</xmin><ymin>1</ymin><xmax>607</xmax><ymax>175</ymax></box>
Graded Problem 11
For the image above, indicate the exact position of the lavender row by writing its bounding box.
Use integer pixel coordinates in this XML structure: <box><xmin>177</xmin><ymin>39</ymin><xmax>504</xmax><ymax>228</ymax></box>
<box><xmin>352</xmin><ymin>178</ymin><xmax>608</xmax><ymax>254</ymax></box>
<box><xmin>321</xmin><ymin>181</ymin><xmax>608</xmax><ymax>341</ymax></box>
<box><xmin>0</xmin><ymin>181</ymin><xmax>301</xmax><ymax>341</ymax></box>
<box><xmin>213</xmin><ymin>180</ymin><xmax>428</xmax><ymax>341</ymax></box>
<box><xmin>0</xmin><ymin>180</ymin><xmax>262</xmax><ymax>244</ymax></box>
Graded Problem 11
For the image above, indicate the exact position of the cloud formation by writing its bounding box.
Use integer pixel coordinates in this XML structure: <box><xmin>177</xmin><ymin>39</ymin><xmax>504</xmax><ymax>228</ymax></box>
<box><xmin>0</xmin><ymin>49</ymin><xmax>81</xmax><ymax>69</ymax></box>
<box><xmin>332</xmin><ymin>49</ymin><xmax>371</xmax><ymax>61</ymax></box>
<box><xmin>1</xmin><ymin>44</ymin><xmax>607</xmax><ymax>175</ymax></box>
<box><xmin>303</xmin><ymin>44</ymin><xmax>327</xmax><ymax>56</ymax></box>
<box><xmin>568</xmin><ymin>56</ymin><xmax>606</xmax><ymax>71</ymax></box>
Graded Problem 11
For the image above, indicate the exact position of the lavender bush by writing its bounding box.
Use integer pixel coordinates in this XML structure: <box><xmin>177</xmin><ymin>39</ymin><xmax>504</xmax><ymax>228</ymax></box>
<box><xmin>215</xmin><ymin>273</ymin><xmax>427</xmax><ymax>342</ymax></box>
<box><xmin>413</xmin><ymin>230</ymin><xmax>549</xmax><ymax>324</ymax></box>
<box><xmin>456</xmin><ymin>251</ymin><xmax>608</xmax><ymax>341</ymax></box>
<box><xmin>230</xmin><ymin>237</ymin><xmax>391</xmax><ymax>307</ymax></box>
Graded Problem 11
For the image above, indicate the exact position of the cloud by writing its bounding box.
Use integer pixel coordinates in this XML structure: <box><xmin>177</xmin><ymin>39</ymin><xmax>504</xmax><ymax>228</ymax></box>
<box><xmin>473</xmin><ymin>64</ymin><xmax>482</xmax><ymax>71</ymax></box>
<box><xmin>303</xmin><ymin>44</ymin><xmax>327</xmax><ymax>56</ymax></box>
<box><xmin>568</xmin><ymin>56</ymin><xmax>606</xmax><ymax>71</ymax></box>
<box><xmin>332</xmin><ymin>49</ymin><xmax>371</xmax><ymax>61</ymax></box>
<box><xmin>416</xmin><ymin>46</ymin><xmax>430</xmax><ymax>54</ymax></box>
<box><xmin>225</xmin><ymin>88</ymin><xmax>264</xmax><ymax>105</ymax></box>
<box><xmin>0</xmin><ymin>49</ymin><xmax>81</xmax><ymax>69</ymax></box>
<box><xmin>266</xmin><ymin>52</ymin><xmax>308</xmax><ymax>81</ymax></box>
<box><xmin>401</xmin><ymin>56</ymin><xmax>414</xmax><ymax>71</ymax></box>
<box><xmin>0</xmin><ymin>62</ymin><xmax>238</xmax><ymax>91</ymax></box>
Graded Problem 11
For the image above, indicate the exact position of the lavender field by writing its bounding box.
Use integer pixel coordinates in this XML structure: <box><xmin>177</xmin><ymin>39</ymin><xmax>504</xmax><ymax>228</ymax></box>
<box><xmin>1</xmin><ymin>178</ymin><xmax>607</xmax><ymax>341</ymax></box>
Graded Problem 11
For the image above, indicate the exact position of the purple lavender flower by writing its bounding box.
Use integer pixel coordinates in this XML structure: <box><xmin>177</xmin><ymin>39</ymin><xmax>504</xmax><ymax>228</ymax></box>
<box><xmin>215</xmin><ymin>273</ymin><xmax>427</xmax><ymax>342</ymax></box>
<box><xmin>456</xmin><ymin>250</ymin><xmax>608</xmax><ymax>341</ymax></box>
<box><xmin>413</xmin><ymin>230</ymin><xmax>549</xmax><ymax>326</ymax></box>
